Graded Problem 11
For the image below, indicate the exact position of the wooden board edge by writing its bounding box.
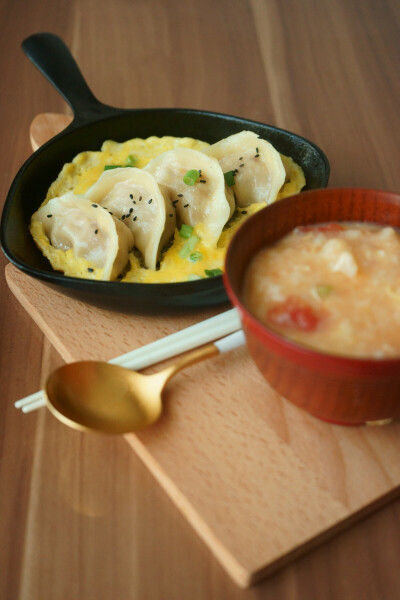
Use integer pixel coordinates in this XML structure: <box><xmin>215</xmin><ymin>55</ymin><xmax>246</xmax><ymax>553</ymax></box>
<box><xmin>5</xmin><ymin>264</ymin><xmax>75</xmax><ymax>363</ymax></box>
<box><xmin>124</xmin><ymin>433</ymin><xmax>252</xmax><ymax>588</ymax></box>
<box><xmin>248</xmin><ymin>484</ymin><xmax>400</xmax><ymax>586</ymax></box>
<box><xmin>125</xmin><ymin>431</ymin><xmax>400</xmax><ymax>588</ymax></box>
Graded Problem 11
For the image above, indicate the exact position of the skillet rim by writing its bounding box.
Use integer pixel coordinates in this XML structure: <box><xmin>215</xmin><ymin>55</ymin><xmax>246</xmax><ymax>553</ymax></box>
<box><xmin>0</xmin><ymin>106</ymin><xmax>330</xmax><ymax>309</ymax></box>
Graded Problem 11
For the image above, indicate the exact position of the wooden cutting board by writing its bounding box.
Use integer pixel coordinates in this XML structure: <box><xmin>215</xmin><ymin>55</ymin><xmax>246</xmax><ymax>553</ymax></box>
<box><xmin>6</xmin><ymin>116</ymin><xmax>400</xmax><ymax>588</ymax></box>
<box><xmin>7</xmin><ymin>267</ymin><xmax>400</xmax><ymax>589</ymax></box>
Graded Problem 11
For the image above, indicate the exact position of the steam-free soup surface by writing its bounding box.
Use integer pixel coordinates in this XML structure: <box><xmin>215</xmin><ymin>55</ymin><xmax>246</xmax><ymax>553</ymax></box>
<box><xmin>243</xmin><ymin>222</ymin><xmax>400</xmax><ymax>358</ymax></box>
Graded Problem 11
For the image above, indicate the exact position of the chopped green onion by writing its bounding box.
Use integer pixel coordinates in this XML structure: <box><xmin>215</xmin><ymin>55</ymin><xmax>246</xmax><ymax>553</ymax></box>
<box><xmin>125</xmin><ymin>154</ymin><xmax>138</xmax><ymax>167</ymax></box>
<box><xmin>316</xmin><ymin>284</ymin><xmax>333</xmax><ymax>298</ymax></box>
<box><xmin>224</xmin><ymin>170</ymin><xmax>236</xmax><ymax>186</ymax></box>
<box><xmin>187</xmin><ymin>274</ymin><xmax>203</xmax><ymax>281</ymax></box>
<box><xmin>183</xmin><ymin>169</ymin><xmax>200</xmax><ymax>186</ymax></box>
<box><xmin>104</xmin><ymin>156</ymin><xmax>137</xmax><ymax>170</ymax></box>
<box><xmin>179</xmin><ymin>235</ymin><xmax>200</xmax><ymax>259</ymax></box>
<box><xmin>204</xmin><ymin>268</ymin><xmax>223</xmax><ymax>277</ymax></box>
<box><xmin>189</xmin><ymin>251</ymin><xmax>203</xmax><ymax>263</ymax></box>
<box><xmin>179</xmin><ymin>224</ymin><xmax>194</xmax><ymax>239</ymax></box>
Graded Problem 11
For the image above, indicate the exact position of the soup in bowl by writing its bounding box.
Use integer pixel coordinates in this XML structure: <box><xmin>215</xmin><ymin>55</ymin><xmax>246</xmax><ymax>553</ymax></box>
<box><xmin>223</xmin><ymin>188</ymin><xmax>400</xmax><ymax>425</ymax></box>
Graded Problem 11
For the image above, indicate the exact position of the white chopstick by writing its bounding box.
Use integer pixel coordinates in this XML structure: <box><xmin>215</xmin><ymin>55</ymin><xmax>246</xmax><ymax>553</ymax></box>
<box><xmin>14</xmin><ymin>391</ymin><xmax>48</xmax><ymax>412</ymax></box>
<box><xmin>15</xmin><ymin>307</ymin><xmax>242</xmax><ymax>413</ymax></box>
<box><xmin>110</xmin><ymin>307</ymin><xmax>241</xmax><ymax>369</ymax></box>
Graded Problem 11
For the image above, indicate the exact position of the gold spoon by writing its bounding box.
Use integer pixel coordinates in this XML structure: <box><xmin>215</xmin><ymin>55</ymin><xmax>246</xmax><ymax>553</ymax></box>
<box><xmin>45</xmin><ymin>330</ymin><xmax>246</xmax><ymax>434</ymax></box>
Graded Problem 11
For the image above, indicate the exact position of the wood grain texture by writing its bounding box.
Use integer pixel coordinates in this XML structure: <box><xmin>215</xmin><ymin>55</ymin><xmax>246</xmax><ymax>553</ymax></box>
<box><xmin>1</xmin><ymin>0</ymin><xmax>400</xmax><ymax>598</ymax></box>
<box><xmin>30</xmin><ymin>113</ymin><xmax>73</xmax><ymax>150</ymax></box>
<box><xmin>6</xmin><ymin>263</ymin><xmax>400</xmax><ymax>587</ymax></box>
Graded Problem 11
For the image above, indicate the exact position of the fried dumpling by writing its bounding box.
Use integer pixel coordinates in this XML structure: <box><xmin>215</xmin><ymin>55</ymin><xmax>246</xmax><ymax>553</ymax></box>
<box><xmin>203</xmin><ymin>130</ymin><xmax>286</xmax><ymax>207</ymax></box>
<box><xmin>85</xmin><ymin>168</ymin><xmax>175</xmax><ymax>270</ymax></box>
<box><xmin>144</xmin><ymin>148</ymin><xmax>235</xmax><ymax>245</ymax></box>
<box><xmin>31</xmin><ymin>192</ymin><xmax>134</xmax><ymax>280</ymax></box>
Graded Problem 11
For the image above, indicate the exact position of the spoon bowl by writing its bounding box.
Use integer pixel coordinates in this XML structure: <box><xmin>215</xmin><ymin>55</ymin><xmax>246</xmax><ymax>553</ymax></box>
<box><xmin>46</xmin><ymin>361</ymin><xmax>164</xmax><ymax>433</ymax></box>
<box><xmin>45</xmin><ymin>330</ymin><xmax>245</xmax><ymax>433</ymax></box>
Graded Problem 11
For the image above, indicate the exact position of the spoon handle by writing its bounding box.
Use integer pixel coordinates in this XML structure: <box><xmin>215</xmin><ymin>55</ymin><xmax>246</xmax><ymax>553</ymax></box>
<box><xmin>158</xmin><ymin>330</ymin><xmax>246</xmax><ymax>386</ymax></box>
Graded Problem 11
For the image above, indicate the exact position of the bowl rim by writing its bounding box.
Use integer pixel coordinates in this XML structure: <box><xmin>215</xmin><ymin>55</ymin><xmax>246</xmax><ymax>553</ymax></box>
<box><xmin>223</xmin><ymin>186</ymin><xmax>400</xmax><ymax>375</ymax></box>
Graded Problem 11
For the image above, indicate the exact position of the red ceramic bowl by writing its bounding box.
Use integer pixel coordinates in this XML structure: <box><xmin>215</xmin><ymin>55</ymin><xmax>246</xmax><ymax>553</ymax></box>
<box><xmin>223</xmin><ymin>188</ymin><xmax>400</xmax><ymax>426</ymax></box>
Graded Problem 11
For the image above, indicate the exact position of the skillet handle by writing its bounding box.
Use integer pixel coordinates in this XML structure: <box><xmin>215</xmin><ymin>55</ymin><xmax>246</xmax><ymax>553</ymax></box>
<box><xmin>22</xmin><ymin>33</ymin><xmax>121</xmax><ymax>127</ymax></box>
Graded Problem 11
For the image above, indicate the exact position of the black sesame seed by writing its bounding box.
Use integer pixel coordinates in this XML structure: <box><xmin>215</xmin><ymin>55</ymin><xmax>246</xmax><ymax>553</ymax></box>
<box><xmin>139</xmin><ymin>196</ymin><xmax>142</xmax><ymax>201</ymax></box>
<box><xmin>129</xmin><ymin>194</ymin><xmax>133</xmax><ymax>199</ymax></box>
<box><xmin>177</xmin><ymin>193</ymin><xmax>183</xmax><ymax>197</ymax></box>
<box><xmin>88</xmin><ymin>268</ymin><xmax>94</xmax><ymax>272</ymax></box>
<box><xmin>47</xmin><ymin>214</ymin><xmax>52</xmax><ymax>218</ymax></box>
<box><xmin>241</xmin><ymin>210</ymin><xmax>248</xmax><ymax>214</ymax></box>
<box><xmin>91</xmin><ymin>204</ymin><xmax>98</xmax><ymax>208</ymax></box>
<box><xmin>255</xmin><ymin>153</ymin><xmax>260</xmax><ymax>158</ymax></box>
<box><xmin>239</xmin><ymin>156</ymin><xmax>243</xmax><ymax>160</ymax></box>
<box><xmin>133</xmin><ymin>216</ymin><xmax>137</xmax><ymax>221</ymax></box>
<box><xmin>148</xmin><ymin>198</ymin><xmax>153</xmax><ymax>204</ymax></box>
<box><xmin>94</xmin><ymin>229</ymin><xmax>98</xmax><ymax>234</ymax></box>
<box><xmin>240</xmin><ymin>163</ymin><xmax>245</xmax><ymax>167</ymax></box>
<box><xmin>169</xmin><ymin>213</ymin><xmax>173</xmax><ymax>217</ymax></box>
<box><xmin>183</xmin><ymin>203</ymin><xmax>189</xmax><ymax>208</ymax></box>
<box><xmin>108</xmin><ymin>211</ymin><xmax>113</xmax><ymax>215</ymax></box>
<box><xmin>172</xmin><ymin>199</ymin><xmax>179</xmax><ymax>205</ymax></box>
<box><xmin>133</xmin><ymin>200</ymin><xmax>136</xmax><ymax>204</ymax></box>
<box><xmin>200</xmin><ymin>179</ymin><xmax>206</xmax><ymax>183</ymax></box>
<box><xmin>129</xmin><ymin>208</ymin><xmax>133</xmax><ymax>214</ymax></box>
<box><xmin>256</xmin><ymin>147</ymin><xmax>259</xmax><ymax>153</ymax></box>
<box><xmin>122</xmin><ymin>215</ymin><xmax>126</xmax><ymax>220</ymax></box>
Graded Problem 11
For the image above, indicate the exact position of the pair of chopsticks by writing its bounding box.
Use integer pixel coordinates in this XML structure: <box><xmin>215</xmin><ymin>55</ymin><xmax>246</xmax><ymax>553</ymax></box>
<box><xmin>15</xmin><ymin>307</ymin><xmax>242</xmax><ymax>413</ymax></box>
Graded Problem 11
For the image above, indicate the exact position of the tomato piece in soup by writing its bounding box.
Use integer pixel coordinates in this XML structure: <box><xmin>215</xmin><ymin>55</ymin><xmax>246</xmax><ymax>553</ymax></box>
<box><xmin>266</xmin><ymin>296</ymin><xmax>321</xmax><ymax>332</ymax></box>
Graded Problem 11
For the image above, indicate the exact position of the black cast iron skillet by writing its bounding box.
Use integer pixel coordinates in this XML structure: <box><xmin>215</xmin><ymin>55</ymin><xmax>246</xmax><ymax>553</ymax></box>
<box><xmin>0</xmin><ymin>33</ymin><xmax>330</xmax><ymax>313</ymax></box>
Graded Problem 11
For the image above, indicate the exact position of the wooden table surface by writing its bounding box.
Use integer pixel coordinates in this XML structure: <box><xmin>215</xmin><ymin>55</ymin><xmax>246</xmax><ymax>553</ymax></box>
<box><xmin>1</xmin><ymin>1</ymin><xmax>399</xmax><ymax>598</ymax></box>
